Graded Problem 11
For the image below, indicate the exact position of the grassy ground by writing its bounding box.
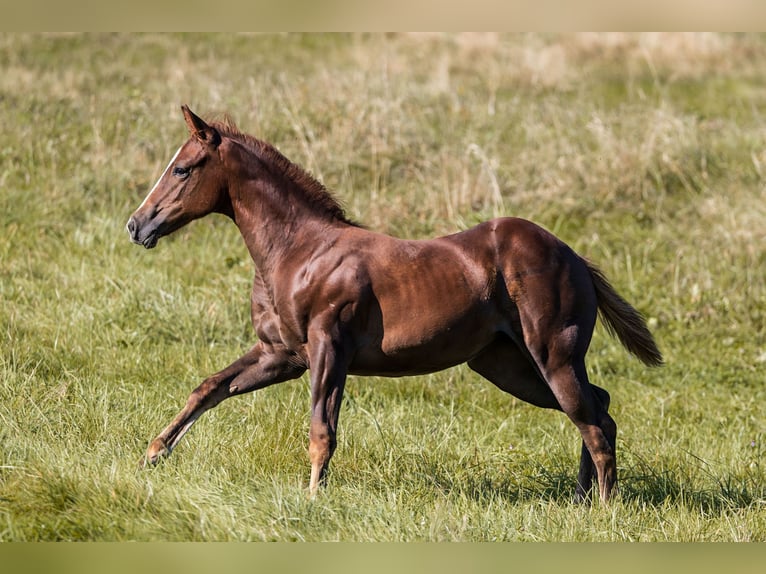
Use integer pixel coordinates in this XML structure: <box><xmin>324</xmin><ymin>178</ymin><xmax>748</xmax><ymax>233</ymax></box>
<box><xmin>0</xmin><ymin>33</ymin><xmax>764</xmax><ymax>541</ymax></box>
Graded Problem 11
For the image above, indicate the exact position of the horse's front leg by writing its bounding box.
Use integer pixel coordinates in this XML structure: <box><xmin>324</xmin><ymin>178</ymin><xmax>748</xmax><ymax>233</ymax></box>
<box><xmin>145</xmin><ymin>341</ymin><xmax>306</xmax><ymax>465</ymax></box>
<box><xmin>306</xmin><ymin>331</ymin><xmax>350</xmax><ymax>496</ymax></box>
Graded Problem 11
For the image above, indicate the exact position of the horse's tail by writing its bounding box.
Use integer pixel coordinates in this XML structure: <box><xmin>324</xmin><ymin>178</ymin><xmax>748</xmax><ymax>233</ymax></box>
<box><xmin>585</xmin><ymin>259</ymin><xmax>663</xmax><ymax>367</ymax></box>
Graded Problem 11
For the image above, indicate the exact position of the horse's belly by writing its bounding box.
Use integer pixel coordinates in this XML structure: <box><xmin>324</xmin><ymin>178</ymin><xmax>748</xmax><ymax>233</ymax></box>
<box><xmin>348</xmin><ymin>305</ymin><xmax>500</xmax><ymax>376</ymax></box>
<box><xmin>345</xmin><ymin>232</ymin><xmax>508</xmax><ymax>376</ymax></box>
<box><xmin>349</xmin><ymin>336</ymin><xmax>492</xmax><ymax>376</ymax></box>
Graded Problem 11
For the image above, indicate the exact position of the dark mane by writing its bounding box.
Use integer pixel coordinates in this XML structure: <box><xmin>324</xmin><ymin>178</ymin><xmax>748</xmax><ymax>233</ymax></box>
<box><xmin>212</xmin><ymin>119</ymin><xmax>360</xmax><ymax>227</ymax></box>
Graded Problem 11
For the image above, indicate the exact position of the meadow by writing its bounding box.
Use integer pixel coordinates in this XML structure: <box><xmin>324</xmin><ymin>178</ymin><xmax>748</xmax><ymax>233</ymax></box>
<box><xmin>0</xmin><ymin>33</ymin><xmax>764</xmax><ymax>541</ymax></box>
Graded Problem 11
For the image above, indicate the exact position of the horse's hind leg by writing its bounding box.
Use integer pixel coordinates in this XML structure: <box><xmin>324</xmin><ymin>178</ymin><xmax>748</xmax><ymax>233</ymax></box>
<box><xmin>472</xmin><ymin>335</ymin><xmax>618</xmax><ymax>502</ymax></box>
<box><xmin>469</xmin><ymin>335</ymin><xmax>616</xmax><ymax>502</ymax></box>
<box><xmin>574</xmin><ymin>385</ymin><xmax>614</xmax><ymax>502</ymax></box>
<box><xmin>145</xmin><ymin>342</ymin><xmax>305</xmax><ymax>465</ymax></box>
<box><xmin>538</xmin><ymin>339</ymin><xmax>617</xmax><ymax>502</ymax></box>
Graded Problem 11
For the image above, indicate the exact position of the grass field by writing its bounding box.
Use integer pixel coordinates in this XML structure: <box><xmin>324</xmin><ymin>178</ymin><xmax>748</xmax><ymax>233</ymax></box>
<box><xmin>0</xmin><ymin>33</ymin><xmax>765</xmax><ymax>541</ymax></box>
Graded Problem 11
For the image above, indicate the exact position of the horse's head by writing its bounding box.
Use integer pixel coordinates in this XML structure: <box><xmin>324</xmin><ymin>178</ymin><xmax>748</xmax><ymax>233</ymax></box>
<box><xmin>127</xmin><ymin>105</ymin><xmax>229</xmax><ymax>249</ymax></box>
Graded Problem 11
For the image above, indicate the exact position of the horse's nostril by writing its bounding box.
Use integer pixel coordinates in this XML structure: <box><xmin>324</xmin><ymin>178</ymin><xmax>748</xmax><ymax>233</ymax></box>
<box><xmin>126</xmin><ymin>217</ymin><xmax>137</xmax><ymax>236</ymax></box>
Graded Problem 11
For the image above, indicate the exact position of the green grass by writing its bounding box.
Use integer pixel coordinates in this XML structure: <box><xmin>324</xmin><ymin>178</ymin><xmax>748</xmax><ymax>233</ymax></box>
<box><xmin>1</xmin><ymin>33</ymin><xmax>765</xmax><ymax>541</ymax></box>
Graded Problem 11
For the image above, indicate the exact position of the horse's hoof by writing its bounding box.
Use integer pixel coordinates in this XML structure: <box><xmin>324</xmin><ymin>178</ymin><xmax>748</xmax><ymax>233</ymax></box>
<box><xmin>144</xmin><ymin>438</ymin><xmax>170</xmax><ymax>466</ymax></box>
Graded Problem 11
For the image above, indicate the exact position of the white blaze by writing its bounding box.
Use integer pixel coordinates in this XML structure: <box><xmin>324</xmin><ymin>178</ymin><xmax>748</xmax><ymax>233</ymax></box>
<box><xmin>137</xmin><ymin>146</ymin><xmax>183</xmax><ymax>210</ymax></box>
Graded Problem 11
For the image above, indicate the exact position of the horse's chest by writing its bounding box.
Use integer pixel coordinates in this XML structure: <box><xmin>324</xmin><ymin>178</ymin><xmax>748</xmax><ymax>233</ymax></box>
<box><xmin>250</xmin><ymin>282</ymin><xmax>307</xmax><ymax>349</ymax></box>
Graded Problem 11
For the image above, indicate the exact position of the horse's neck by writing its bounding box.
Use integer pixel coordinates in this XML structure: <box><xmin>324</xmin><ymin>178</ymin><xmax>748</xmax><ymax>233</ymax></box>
<box><xmin>231</xmin><ymin>176</ymin><xmax>344</xmax><ymax>275</ymax></box>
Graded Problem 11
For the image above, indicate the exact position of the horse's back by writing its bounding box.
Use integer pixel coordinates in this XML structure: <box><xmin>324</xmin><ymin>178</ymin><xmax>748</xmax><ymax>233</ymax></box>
<box><xmin>447</xmin><ymin>217</ymin><xmax>567</xmax><ymax>261</ymax></box>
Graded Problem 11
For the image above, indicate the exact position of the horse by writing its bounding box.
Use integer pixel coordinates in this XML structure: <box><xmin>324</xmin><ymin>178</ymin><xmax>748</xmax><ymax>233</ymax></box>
<box><xmin>126</xmin><ymin>105</ymin><xmax>662</xmax><ymax>503</ymax></box>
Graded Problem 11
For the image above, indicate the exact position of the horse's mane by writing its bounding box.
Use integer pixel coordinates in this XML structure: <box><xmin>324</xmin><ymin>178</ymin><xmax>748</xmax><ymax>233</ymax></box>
<box><xmin>212</xmin><ymin>118</ymin><xmax>360</xmax><ymax>227</ymax></box>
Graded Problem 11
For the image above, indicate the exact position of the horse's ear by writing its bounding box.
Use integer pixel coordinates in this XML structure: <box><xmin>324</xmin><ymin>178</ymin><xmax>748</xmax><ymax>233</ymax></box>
<box><xmin>181</xmin><ymin>105</ymin><xmax>221</xmax><ymax>147</ymax></box>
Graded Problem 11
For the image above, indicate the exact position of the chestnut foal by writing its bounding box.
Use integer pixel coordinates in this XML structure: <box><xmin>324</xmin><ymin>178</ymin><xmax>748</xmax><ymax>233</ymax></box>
<box><xmin>127</xmin><ymin>106</ymin><xmax>661</xmax><ymax>502</ymax></box>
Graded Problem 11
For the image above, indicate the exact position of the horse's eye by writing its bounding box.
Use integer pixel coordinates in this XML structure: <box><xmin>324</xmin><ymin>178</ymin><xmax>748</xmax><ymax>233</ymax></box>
<box><xmin>172</xmin><ymin>166</ymin><xmax>190</xmax><ymax>178</ymax></box>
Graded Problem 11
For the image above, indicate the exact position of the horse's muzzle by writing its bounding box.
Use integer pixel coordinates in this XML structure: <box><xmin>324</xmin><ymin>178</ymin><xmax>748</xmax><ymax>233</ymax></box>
<box><xmin>126</xmin><ymin>215</ymin><xmax>160</xmax><ymax>249</ymax></box>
